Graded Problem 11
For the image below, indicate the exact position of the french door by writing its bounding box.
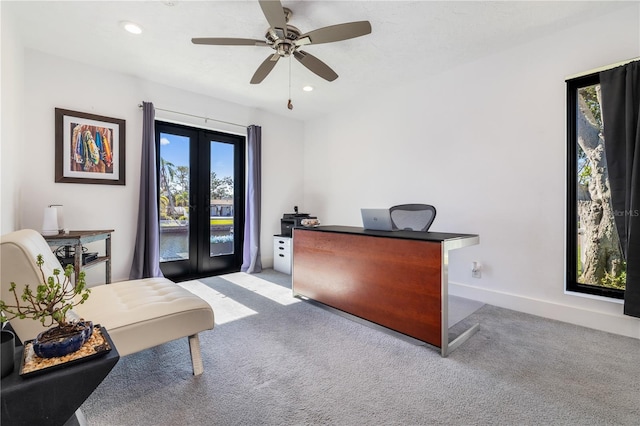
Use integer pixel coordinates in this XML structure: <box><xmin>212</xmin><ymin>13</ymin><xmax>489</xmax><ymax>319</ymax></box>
<box><xmin>156</xmin><ymin>121</ymin><xmax>245</xmax><ymax>280</ymax></box>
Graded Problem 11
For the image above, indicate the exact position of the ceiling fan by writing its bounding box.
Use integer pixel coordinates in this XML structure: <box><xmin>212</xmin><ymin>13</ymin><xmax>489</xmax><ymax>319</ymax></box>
<box><xmin>191</xmin><ymin>0</ymin><xmax>372</xmax><ymax>85</ymax></box>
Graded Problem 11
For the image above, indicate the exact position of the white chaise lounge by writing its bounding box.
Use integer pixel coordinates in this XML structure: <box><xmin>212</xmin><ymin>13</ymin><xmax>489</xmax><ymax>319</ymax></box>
<box><xmin>0</xmin><ymin>229</ymin><xmax>214</xmax><ymax>375</ymax></box>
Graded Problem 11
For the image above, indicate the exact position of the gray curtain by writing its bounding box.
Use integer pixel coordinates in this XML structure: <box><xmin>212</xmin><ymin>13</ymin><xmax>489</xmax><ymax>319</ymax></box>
<box><xmin>600</xmin><ymin>61</ymin><xmax>640</xmax><ymax>317</ymax></box>
<box><xmin>130</xmin><ymin>102</ymin><xmax>164</xmax><ymax>279</ymax></box>
<box><xmin>241</xmin><ymin>125</ymin><xmax>262</xmax><ymax>273</ymax></box>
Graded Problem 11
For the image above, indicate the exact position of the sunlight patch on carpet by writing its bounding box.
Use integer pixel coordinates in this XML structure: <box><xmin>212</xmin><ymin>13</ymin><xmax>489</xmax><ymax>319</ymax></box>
<box><xmin>219</xmin><ymin>272</ymin><xmax>301</xmax><ymax>306</ymax></box>
<box><xmin>178</xmin><ymin>279</ymin><xmax>257</xmax><ymax>325</ymax></box>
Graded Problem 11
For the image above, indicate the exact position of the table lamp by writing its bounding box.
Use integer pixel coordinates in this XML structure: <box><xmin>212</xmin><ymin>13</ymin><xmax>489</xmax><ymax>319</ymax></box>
<box><xmin>41</xmin><ymin>206</ymin><xmax>59</xmax><ymax>236</ymax></box>
<box><xmin>49</xmin><ymin>204</ymin><xmax>65</xmax><ymax>233</ymax></box>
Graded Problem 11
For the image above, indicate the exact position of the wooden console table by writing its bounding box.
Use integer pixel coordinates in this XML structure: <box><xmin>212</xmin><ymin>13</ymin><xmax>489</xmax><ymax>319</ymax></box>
<box><xmin>292</xmin><ymin>226</ymin><xmax>479</xmax><ymax>356</ymax></box>
<box><xmin>43</xmin><ymin>230</ymin><xmax>114</xmax><ymax>285</ymax></box>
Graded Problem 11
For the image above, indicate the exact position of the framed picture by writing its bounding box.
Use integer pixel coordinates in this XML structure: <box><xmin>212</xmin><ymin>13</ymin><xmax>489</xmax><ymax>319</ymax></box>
<box><xmin>55</xmin><ymin>108</ymin><xmax>125</xmax><ymax>185</ymax></box>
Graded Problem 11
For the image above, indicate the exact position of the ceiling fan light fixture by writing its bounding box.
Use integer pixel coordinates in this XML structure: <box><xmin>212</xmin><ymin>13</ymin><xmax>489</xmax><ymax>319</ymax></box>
<box><xmin>296</xmin><ymin>36</ymin><xmax>311</xmax><ymax>46</ymax></box>
<box><xmin>120</xmin><ymin>21</ymin><xmax>143</xmax><ymax>35</ymax></box>
<box><xmin>272</xmin><ymin>28</ymin><xmax>286</xmax><ymax>40</ymax></box>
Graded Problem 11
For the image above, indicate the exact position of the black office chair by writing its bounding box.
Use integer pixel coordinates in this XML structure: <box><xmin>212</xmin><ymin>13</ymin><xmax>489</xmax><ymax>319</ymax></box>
<box><xmin>389</xmin><ymin>204</ymin><xmax>436</xmax><ymax>231</ymax></box>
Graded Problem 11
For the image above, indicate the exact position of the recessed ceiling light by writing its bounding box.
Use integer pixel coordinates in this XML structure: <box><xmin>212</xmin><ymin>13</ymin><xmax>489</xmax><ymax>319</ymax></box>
<box><xmin>303</xmin><ymin>86</ymin><xmax>314</xmax><ymax>92</ymax></box>
<box><xmin>120</xmin><ymin>21</ymin><xmax>143</xmax><ymax>35</ymax></box>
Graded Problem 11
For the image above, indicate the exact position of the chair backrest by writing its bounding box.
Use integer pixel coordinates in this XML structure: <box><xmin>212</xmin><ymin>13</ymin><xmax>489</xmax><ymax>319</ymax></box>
<box><xmin>389</xmin><ymin>204</ymin><xmax>436</xmax><ymax>232</ymax></box>
<box><xmin>1</xmin><ymin>229</ymin><xmax>67</xmax><ymax>341</ymax></box>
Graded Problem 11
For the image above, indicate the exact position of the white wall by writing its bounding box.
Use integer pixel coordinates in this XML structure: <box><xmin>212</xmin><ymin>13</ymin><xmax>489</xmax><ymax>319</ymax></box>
<box><xmin>303</xmin><ymin>5</ymin><xmax>640</xmax><ymax>338</ymax></box>
<box><xmin>2</xmin><ymin>46</ymin><xmax>304</xmax><ymax>283</ymax></box>
<box><xmin>1</xmin><ymin>5</ymin><xmax>24</xmax><ymax>234</ymax></box>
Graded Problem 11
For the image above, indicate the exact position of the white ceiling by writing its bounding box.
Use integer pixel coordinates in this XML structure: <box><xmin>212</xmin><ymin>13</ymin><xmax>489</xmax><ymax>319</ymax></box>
<box><xmin>4</xmin><ymin>1</ymin><xmax>632</xmax><ymax>121</ymax></box>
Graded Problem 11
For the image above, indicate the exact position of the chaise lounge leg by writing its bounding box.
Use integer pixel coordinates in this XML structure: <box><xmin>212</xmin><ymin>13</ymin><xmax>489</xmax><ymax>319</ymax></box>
<box><xmin>188</xmin><ymin>334</ymin><xmax>204</xmax><ymax>376</ymax></box>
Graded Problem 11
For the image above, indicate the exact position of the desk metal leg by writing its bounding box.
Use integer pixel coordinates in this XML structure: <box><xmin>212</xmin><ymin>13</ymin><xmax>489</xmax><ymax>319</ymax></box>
<box><xmin>446</xmin><ymin>323</ymin><xmax>480</xmax><ymax>356</ymax></box>
<box><xmin>105</xmin><ymin>234</ymin><xmax>111</xmax><ymax>284</ymax></box>
<box><xmin>74</xmin><ymin>242</ymin><xmax>83</xmax><ymax>285</ymax></box>
<box><xmin>440</xmin><ymin>237</ymin><xmax>481</xmax><ymax>357</ymax></box>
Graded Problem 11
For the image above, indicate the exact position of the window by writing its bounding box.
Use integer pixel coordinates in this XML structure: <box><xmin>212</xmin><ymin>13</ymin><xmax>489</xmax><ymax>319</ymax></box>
<box><xmin>566</xmin><ymin>74</ymin><xmax>625</xmax><ymax>298</ymax></box>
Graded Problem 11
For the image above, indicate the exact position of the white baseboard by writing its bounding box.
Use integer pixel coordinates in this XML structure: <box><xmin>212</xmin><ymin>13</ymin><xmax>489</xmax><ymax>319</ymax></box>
<box><xmin>449</xmin><ymin>281</ymin><xmax>640</xmax><ymax>340</ymax></box>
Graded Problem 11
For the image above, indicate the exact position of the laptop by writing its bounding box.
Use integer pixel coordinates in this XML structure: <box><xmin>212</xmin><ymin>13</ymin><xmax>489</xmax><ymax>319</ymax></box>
<box><xmin>361</xmin><ymin>208</ymin><xmax>395</xmax><ymax>231</ymax></box>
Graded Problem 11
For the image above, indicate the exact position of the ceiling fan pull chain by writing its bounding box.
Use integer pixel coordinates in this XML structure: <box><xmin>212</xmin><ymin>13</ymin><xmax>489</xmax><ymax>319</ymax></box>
<box><xmin>287</xmin><ymin>56</ymin><xmax>293</xmax><ymax>110</ymax></box>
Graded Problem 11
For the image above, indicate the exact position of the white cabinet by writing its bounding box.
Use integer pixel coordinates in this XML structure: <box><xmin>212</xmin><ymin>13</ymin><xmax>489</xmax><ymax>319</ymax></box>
<box><xmin>273</xmin><ymin>236</ymin><xmax>292</xmax><ymax>275</ymax></box>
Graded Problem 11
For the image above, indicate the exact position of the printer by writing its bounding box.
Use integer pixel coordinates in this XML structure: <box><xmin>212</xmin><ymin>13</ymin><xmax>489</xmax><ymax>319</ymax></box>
<box><xmin>280</xmin><ymin>206</ymin><xmax>317</xmax><ymax>237</ymax></box>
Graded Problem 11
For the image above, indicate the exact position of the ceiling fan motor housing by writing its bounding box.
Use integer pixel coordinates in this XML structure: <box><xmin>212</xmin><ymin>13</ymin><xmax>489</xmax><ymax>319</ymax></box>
<box><xmin>266</xmin><ymin>25</ymin><xmax>301</xmax><ymax>57</ymax></box>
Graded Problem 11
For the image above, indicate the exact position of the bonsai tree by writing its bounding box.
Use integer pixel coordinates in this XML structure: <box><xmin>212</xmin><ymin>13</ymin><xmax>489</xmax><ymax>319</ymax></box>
<box><xmin>0</xmin><ymin>254</ymin><xmax>91</xmax><ymax>337</ymax></box>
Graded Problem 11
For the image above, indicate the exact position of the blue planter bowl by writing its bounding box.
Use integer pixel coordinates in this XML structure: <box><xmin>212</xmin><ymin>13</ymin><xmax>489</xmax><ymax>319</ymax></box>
<box><xmin>33</xmin><ymin>321</ymin><xmax>93</xmax><ymax>359</ymax></box>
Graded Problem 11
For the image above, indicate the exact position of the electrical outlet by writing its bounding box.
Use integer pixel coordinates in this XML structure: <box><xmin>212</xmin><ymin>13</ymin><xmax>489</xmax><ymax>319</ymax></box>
<box><xmin>472</xmin><ymin>261</ymin><xmax>481</xmax><ymax>279</ymax></box>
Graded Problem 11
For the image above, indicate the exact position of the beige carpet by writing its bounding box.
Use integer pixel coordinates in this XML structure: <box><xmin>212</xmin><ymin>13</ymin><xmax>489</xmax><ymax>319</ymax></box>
<box><xmin>81</xmin><ymin>269</ymin><xmax>640</xmax><ymax>425</ymax></box>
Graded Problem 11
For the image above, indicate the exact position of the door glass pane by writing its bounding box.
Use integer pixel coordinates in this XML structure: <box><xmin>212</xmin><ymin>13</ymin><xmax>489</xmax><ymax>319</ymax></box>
<box><xmin>210</xmin><ymin>141</ymin><xmax>234</xmax><ymax>257</ymax></box>
<box><xmin>159</xmin><ymin>132</ymin><xmax>190</xmax><ymax>262</ymax></box>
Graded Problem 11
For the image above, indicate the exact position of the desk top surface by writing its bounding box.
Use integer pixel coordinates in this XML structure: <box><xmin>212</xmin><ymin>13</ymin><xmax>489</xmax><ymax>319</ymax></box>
<box><xmin>295</xmin><ymin>225</ymin><xmax>478</xmax><ymax>242</ymax></box>
<box><xmin>42</xmin><ymin>230</ymin><xmax>114</xmax><ymax>240</ymax></box>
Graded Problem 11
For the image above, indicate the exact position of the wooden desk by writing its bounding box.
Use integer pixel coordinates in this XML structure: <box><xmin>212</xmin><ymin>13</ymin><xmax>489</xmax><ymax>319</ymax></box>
<box><xmin>43</xmin><ymin>230</ymin><xmax>114</xmax><ymax>285</ymax></box>
<box><xmin>292</xmin><ymin>226</ymin><xmax>479</xmax><ymax>356</ymax></box>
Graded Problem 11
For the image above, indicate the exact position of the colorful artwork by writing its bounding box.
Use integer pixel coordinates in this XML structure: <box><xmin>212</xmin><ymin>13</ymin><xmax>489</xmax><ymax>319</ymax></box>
<box><xmin>55</xmin><ymin>108</ymin><xmax>125</xmax><ymax>185</ymax></box>
<box><xmin>70</xmin><ymin>123</ymin><xmax>114</xmax><ymax>173</ymax></box>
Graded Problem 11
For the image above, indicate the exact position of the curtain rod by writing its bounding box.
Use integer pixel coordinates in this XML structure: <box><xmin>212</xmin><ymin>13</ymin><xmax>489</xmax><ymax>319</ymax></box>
<box><xmin>565</xmin><ymin>56</ymin><xmax>640</xmax><ymax>81</ymax></box>
<box><xmin>138</xmin><ymin>103</ymin><xmax>247</xmax><ymax>129</ymax></box>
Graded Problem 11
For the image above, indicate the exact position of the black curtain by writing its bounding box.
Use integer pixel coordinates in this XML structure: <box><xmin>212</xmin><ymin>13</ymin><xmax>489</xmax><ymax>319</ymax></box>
<box><xmin>130</xmin><ymin>102</ymin><xmax>164</xmax><ymax>279</ymax></box>
<box><xmin>600</xmin><ymin>61</ymin><xmax>640</xmax><ymax>317</ymax></box>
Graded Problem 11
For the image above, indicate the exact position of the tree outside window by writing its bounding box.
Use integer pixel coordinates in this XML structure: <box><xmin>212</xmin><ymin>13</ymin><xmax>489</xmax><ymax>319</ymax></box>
<box><xmin>568</xmin><ymin>75</ymin><xmax>626</xmax><ymax>297</ymax></box>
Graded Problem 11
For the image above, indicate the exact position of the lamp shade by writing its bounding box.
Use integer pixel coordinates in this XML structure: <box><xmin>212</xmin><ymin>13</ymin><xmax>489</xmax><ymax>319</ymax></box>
<box><xmin>50</xmin><ymin>204</ymin><xmax>64</xmax><ymax>231</ymax></box>
<box><xmin>41</xmin><ymin>207</ymin><xmax>59</xmax><ymax>236</ymax></box>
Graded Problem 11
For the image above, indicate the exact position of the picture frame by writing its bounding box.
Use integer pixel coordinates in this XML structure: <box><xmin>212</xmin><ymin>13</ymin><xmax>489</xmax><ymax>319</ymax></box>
<box><xmin>55</xmin><ymin>108</ymin><xmax>125</xmax><ymax>185</ymax></box>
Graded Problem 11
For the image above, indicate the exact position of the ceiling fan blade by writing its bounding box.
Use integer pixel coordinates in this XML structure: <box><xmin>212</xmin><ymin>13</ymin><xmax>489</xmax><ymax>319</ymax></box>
<box><xmin>192</xmin><ymin>38</ymin><xmax>267</xmax><ymax>46</ymax></box>
<box><xmin>259</xmin><ymin>0</ymin><xmax>288</xmax><ymax>38</ymax></box>
<box><xmin>296</xmin><ymin>21</ymin><xmax>372</xmax><ymax>46</ymax></box>
<box><xmin>250</xmin><ymin>54</ymin><xmax>281</xmax><ymax>84</ymax></box>
<box><xmin>293</xmin><ymin>51</ymin><xmax>338</xmax><ymax>82</ymax></box>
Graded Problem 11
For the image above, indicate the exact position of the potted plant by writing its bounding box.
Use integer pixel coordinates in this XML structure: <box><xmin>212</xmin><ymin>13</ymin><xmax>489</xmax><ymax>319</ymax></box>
<box><xmin>0</xmin><ymin>254</ymin><xmax>92</xmax><ymax>358</ymax></box>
